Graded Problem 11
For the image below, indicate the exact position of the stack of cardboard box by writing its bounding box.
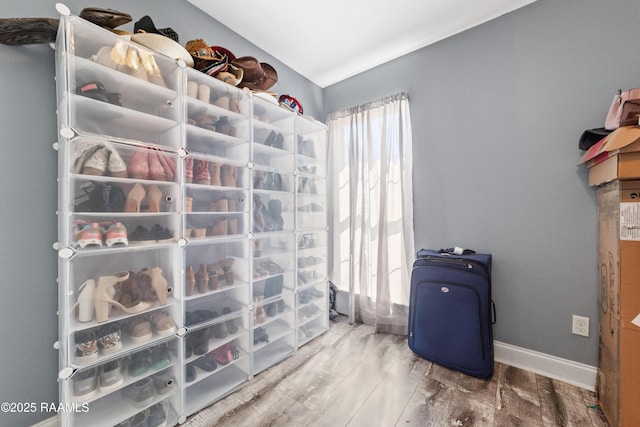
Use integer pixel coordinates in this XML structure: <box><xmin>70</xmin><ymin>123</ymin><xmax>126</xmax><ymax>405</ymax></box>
<box><xmin>580</xmin><ymin>126</ymin><xmax>640</xmax><ymax>426</ymax></box>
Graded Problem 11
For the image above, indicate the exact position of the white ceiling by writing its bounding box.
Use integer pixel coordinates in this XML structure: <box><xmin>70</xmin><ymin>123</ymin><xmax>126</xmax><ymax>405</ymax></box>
<box><xmin>187</xmin><ymin>0</ymin><xmax>537</xmax><ymax>88</ymax></box>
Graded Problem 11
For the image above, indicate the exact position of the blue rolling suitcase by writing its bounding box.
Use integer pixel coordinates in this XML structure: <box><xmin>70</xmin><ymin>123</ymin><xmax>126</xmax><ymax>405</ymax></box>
<box><xmin>408</xmin><ymin>248</ymin><xmax>495</xmax><ymax>378</ymax></box>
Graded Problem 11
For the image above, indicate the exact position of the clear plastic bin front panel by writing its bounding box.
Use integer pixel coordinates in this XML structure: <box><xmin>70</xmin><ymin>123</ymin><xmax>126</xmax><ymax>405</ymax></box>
<box><xmin>185</xmin><ymin>291</ymin><xmax>247</xmax><ymax>329</ymax></box>
<box><xmin>295</xmin><ymin>117</ymin><xmax>328</xmax><ymax>178</ymax></box>
<box><xmin>253</xmin><ymin>288</ymin><xmax>295</xmax><ymax>328</ymax></box>
<box><xmin>296</xmin><ymin>202</ymin><xmax>326</xmax><ymax>231</ymax></box>
<box><xmin>295</xmin><ymin>174</ymin><xmax>327</xmax><ymax>230</ymax></box>
<box><xmin>253</xmin><ymin>328</ymin><xmax>295</xmax><ymax>374</ymax></box>
<box><xmin>297</xmin><ymin>231</ymin><xmax>327</xmax><ymax>253</ymax></box>
<box><xmin>183</xmin><ymin>333</ymin><xmax>250</xmax><ymax>416</ymax></box>
<box><xmin>184</xmin><ymin>239</ymin><xmax>250</xmax><ymax>300</ymax></box>
<box><xmin>297</xmin><ymin>278</ymin><xmax>329</xmax><ymax>346</ymax></box>
<box><xmin>252</xmin><ymin>190</ymin><xmax>295</xmax><ymax>234</ymax></box>
<box><xmin>185</xmin><ymin>67</ymin><xmax>250</xmax><ymax>158</ymax></box>
<box><xmin>252</xmin><ymin>168</ymin><xmax>293</xmax><ymax>192</ymax></box>
<box><xmin>251</xmin><ymin>97</ymin><xmax>294</xmax><ymax>171</ymax></box>
<box><xmin>185</xmin><ymin>124</ymin><xmax>250</xmax><ymax>161</ymax></box>
<box><xmin>252</xmin><ymin>125</ymin><xmax>294</xmax><ymax>171</ymax></box>
<box><xmin>64</xmin><ymin>337</ymin><xmax>180</xmax><ymax>427</ymax></box>
<box><xmin>61</xmin><ymin>246</ymin><xmax>181</xmax><ymax>368</ymax></box>
<box><xmin>183</xmin><ymin>155</ymin><xmax>247</xmax><ymax>188</ymax></box>
<box><xmin>297</xmin><ymin>257</ymin><xmax>327</xmax><ymax>290</ymax></box>
<box><xmin>298</xmin><ymin>315</ymin><xmax>329</xmax><ymax>346</ymax></box>
<box><xmin>252</xmin><ymin>96</ymin><xmax>294</xmax><ymax>126</ymax></box>
<box><xmin>184</xmin><ymin>178</ymin><xmax>249</xmax><ymax>240</ymax></box>
<box><xmin>185</xmin><ymin>67</ymin><xmax>251</xmax><ymax>117</ymax></box>
<box><xmin>183</xmin><ymin>312</ymin><xmax>250</xmax><ymax>415</ymax></box>
<box><xmin>184</xmin><ymin>312</ymin><xmax>249</xmax><ymax>366</ymax></box>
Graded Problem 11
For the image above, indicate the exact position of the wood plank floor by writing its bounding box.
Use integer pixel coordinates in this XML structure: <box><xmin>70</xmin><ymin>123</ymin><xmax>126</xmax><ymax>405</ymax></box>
<box><xmin>183</xmin><ymin>316</ymin><xmax>610</xmax><ymax>427</ymax></box>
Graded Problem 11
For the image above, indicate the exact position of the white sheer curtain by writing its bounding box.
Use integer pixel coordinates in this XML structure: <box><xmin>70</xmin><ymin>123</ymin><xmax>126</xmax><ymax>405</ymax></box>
<box><xmin>327</xmin><ymin>93</ymin><xmax>415</xmax><ymax>335</ymax></box>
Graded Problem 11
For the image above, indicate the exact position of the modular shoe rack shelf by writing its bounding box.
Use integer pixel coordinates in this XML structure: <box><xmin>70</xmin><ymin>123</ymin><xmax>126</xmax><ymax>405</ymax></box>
<box><xmin>54</xmin><ymin>8</ymin><xmax>328</xmax><ymax>426</ymax></box>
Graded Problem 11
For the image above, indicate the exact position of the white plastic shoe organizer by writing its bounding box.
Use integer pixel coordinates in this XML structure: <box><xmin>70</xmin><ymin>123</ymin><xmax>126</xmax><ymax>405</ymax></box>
<box><xmin>53</xmin><ymin>4</ymin><xmax>329</xmax><ymax>425</ymax></box>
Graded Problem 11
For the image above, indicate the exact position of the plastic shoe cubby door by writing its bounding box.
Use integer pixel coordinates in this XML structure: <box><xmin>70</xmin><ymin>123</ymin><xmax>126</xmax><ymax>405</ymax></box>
<box><xmin>61</xmin><ymin>338</ymin><xmax>181</xmax><ymax>427</ymax></box>
<box><xmin>182</xmin><ymin>236</ymin><xmax>251</xmax><ymax>414</ymax></box>
<box><xmin>297</xmin><ymin>281</ymin><xmax>329</xmax><ymax>345</ymax></box>
<box><xmin>253</xmin><ymin>170</ymin><xmax>295</xmax><ymax>234</ymax></box>
<box><xmin>251</xmin><ymin>96</ymin><xmax>295</xmax><ymax>171</ymax></box>
<box><xmin>184</xmin><ymin>67</ymin><xmax>251</xmax><ymax>160</ymax></box>
<box><xmin>184</xmin><ymin>156</ymin><xmax>249</xmax><ymax>240</ymax></box>
<box><xmin>295</xmin><ymin>174</ymin><xmax>327</xmax><ymax>230</ymax></box>
<box><xmin>183</xmin><ymin>311</ymin><xmax>250</xmax><ymax>416</ymax></box>
<box><xmin>251</xmin><ymin>232</ymin><xmax>296</xmax><ymax>374</ymax></box>
<box><xmin>56</xmin><ymin>16</ymin><xmax>182</xmax><ymax>150</ymax></box>
<box><xmin>296</xmin><ymin>231</ymin><xmax>329</xmax><ymax>345</ymax></box>
<box><xmin>295</xmin><ymin>116</ymin><xmax>328</xmax><ymax>178</ymax></box>
<box><xmin>252</xmin><ymin>296</ymin><xmax>296</xmax><ymax>375</ymax></box>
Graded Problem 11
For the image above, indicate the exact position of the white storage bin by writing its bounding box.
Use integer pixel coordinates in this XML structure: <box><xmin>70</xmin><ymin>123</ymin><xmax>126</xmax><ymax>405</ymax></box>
<box><xmin>295</xmin><ymin>115</ymin><xmax>328</xmax><ymax>178</ymax></box>
<box><xmin>185</xmin><ymin>68</ymin><xmax>251</xmax><ymax>159</ymax></box>
<box><xmin>252</xmin><ymin>191</ymin><xmax>295</xmax><ymax>234</ymax></box>
<box><xmin>183</xmin><ymin>239</ymin><xmax>249</xmax><ymax>295</ymax></box>
<box><xmin>253</xmin><ymin>328</ymin><xmax>295</xmax><ymax>374</ymax></box>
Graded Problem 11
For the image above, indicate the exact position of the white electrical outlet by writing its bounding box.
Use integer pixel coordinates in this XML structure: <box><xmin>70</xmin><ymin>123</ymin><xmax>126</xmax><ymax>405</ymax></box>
<box><xmin>572</xmin><ymin>315</ymin><xmax>589</xmax><ymax>337</ymax></box>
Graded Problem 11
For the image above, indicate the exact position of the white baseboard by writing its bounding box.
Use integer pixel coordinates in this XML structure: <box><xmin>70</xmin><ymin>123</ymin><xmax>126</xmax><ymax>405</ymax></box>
<box><xmin>494</xmin><ymin>340</ymin><xmax>597</xmax><ymax>391</ymax></box>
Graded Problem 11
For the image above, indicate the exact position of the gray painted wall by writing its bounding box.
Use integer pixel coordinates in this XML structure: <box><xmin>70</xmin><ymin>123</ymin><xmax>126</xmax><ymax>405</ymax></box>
<box><xmin>0</xmin><ymin>1</ymin><xmax>321</xmax><ymax>425</ymax></box>
<box><xmin>325</xmin><ymin>0</ymin><xmax>640</xmax><ymax>369</ymax></box>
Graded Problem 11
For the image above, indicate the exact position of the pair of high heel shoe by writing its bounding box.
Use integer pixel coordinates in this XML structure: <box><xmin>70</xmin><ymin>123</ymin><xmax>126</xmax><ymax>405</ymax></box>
<box><xmin>185</xmin><ymin>159</ymin><xmax>238</xmax><ymax>187</ymax></box>
<box><xmin>127</xmin><ymin>148</ymin><xmax>176</xmax><ymax>182</ymax></box>
<box><xmin>185</xmin><ymin>259</ymin><xmax>234</xmax><ymax>296</ymax></box>
<box><xmin>124</xmin><ymin>183</ymin><xmax>164</xmax><ymax>213</ymax></box>
<box><xmin>253</xmin><ymin>195</ymin><xmax>284</xmax><ymax>233</ymax></box>
<box><xmin>297</xmin><ymin>135</ymin><xmax>317</xmax><ymax>158</ymax></box>
<box><xmin>264</xmin><ymin>130</ymin><xmax>284</xmax><ymax>149</ymax></box>
<box><xmin>74</xmin><ymin>220</ymin><xmax>128</xmax><ymax>248</ymax></box>
<box><xmin>75</xmin><ymin>267</ymin><xmax>172</xmax><ymax>323</ymax></box>
<box><xmin>76</xmin><ymin>273</ymin><xmax>151</xmax><ymax>324</ymax></box>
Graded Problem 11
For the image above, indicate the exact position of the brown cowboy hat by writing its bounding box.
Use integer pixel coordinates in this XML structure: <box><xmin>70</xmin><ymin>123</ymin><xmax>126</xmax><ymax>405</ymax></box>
<box><xmin>232</xmin><ymin>56</ymin><xmax>266</xmax><ymax>90</ymax></box>
<box><xmin>257</xmin><ymin>63</ymin><xmax>278</xmax><ymax>91</ymax></box>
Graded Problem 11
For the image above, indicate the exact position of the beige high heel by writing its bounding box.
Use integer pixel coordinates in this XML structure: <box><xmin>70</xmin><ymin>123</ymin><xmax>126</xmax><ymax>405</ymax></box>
<box><xmin>143</xmin><ymin>184</ymin><xmax>163</xmax><ymax>212</ymax></box>
<box><xmin>124</xmin><ymin>183</ymin><xmax>146</xmax><ymax>213</ymax></box>
<box><xmin>94</xmin><ymin>272</ymin><xmax>153</xmax><ymax>323</ymax></box>
<box><xmin>139</xmin><ymin>267</ymin><xmax>171</xmax><ymax>305</ymax></box>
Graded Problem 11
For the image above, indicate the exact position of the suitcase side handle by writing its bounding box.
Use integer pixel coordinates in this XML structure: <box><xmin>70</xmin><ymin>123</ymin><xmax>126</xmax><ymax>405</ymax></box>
<box><xmin>491</xmin><ymin>300</ymin><xmax>497</xmax><ymax>324</ymax></box>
